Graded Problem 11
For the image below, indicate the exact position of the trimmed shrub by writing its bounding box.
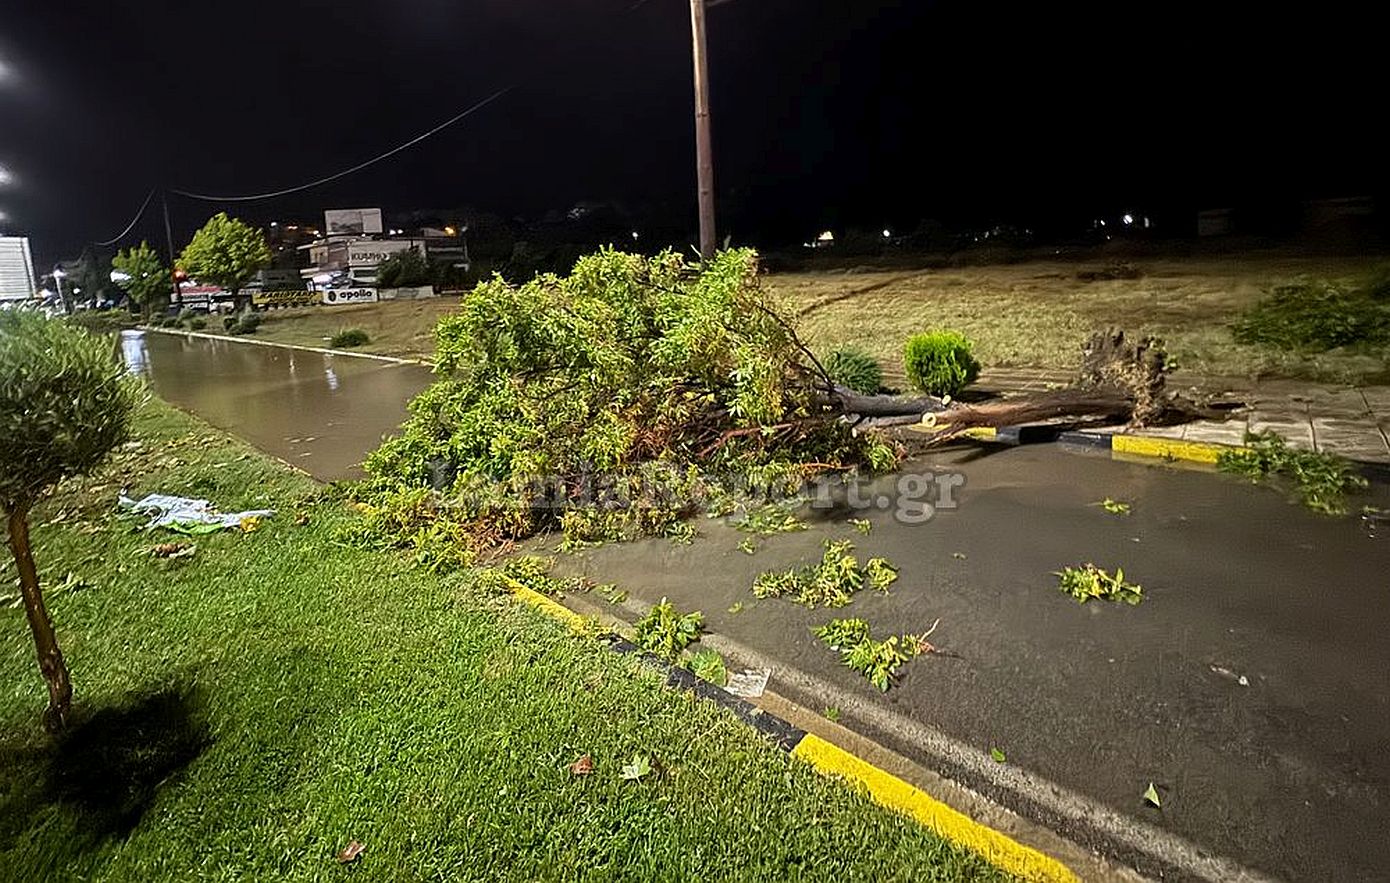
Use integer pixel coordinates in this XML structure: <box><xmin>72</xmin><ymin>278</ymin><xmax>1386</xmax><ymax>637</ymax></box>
<box><xmin>1231</xmin><ymin>282</ymin><xmax>1390</xmax><ymax>351</ymax></box>
<box><xmin>331</xmin><ymin>328</ymin><xmax>371</xmax><ymax>348</ymax></box>
<box><xmin>177</xmin><ymin>308</ymin><xmax>196</xmax><ymax>324</ymax></box>
<box><xmin>222</xmin><ymin>315</ymin><xmax>238</xmax><ymax>332</ymax></box>
<box><xmin>903</xmin><ymin>330</ymin><xmax>980</xmax><ymax>396</ymax></box>
<box><xmin>824</xmin><ymin>346</ymin><xmax>883</xmax><ymax>394</ymax></box>
<box><xmin>189</xmin><ymin>317</ymin><xmax>207</xmax><ymax>331</ymax></box>
<box><xmin>231</xmin><ymin>312</ymin><xmax>261</xmax><ymax>335</ymax></box>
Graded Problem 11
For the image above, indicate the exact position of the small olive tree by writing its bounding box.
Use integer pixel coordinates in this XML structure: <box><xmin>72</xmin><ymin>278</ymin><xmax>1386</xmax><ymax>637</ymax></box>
<box><xmin>112</xmin><ymin>240</ymin><xmax>172</xmax><ymax>321</ymax></box>
<box><xmin>1</xmin><ymin>312</ymin><xmax>140</xmax><ymax>732</ymax></box>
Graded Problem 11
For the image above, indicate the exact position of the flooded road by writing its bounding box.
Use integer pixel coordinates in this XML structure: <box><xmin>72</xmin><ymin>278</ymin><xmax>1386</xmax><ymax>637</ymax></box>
<box><xmin>557</xmin><ymin>445</ymin><xmax>1390</xmax><ymax>881</ymax></box>
<box><xmin>121</xmin><ymin>331</ymin><xmax>432</xmax><ymax>480</ymax></box>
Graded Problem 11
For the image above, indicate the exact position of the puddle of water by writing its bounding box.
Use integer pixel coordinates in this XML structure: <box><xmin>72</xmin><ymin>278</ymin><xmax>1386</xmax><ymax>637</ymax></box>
<box><xmin>120</xmin><ymin>331</ymin><xmax>433</xmax><ymax>480</ymax></box>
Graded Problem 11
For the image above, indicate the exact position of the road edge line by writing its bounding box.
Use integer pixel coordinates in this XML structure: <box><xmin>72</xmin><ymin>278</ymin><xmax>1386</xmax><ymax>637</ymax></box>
<box><xmin>134</xmin><ymin>326</ymin><xmax>430</xmax><ymax>366</ymax></box>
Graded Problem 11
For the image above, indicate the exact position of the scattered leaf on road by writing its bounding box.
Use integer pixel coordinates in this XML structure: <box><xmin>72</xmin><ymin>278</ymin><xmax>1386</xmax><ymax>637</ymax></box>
<box><xmin>990</xmin><ymin>747</ymin><xmax>1007</xmax><ymax>763</ymax></box>
<box><xmin>952</xmin><ymin>552</ymin><xmax>967</xmax><ymax>560</ymax></box>
<box><xmin>569</xmin><ymin>754</ymin><xmax>594</xmax><ymax>776</ymax></box>
<box><xmin>620</xmin><ymin>755</ymin><xmax>652</xmax><ymax>781</ymax></box>
<box><xmin>1097</xmin><ymin>497</ymin><xmax>1132</xmax><ymax>515</ymax></box>
<box><xmin>337</xmin><ymin>840</ymin><xmax>365</xmax><ymax>863</ymax></box>
<box><xmin>1142</xmin><ymin>782</ymin><xmax>1162</xmax><ymax>808</ymax></box>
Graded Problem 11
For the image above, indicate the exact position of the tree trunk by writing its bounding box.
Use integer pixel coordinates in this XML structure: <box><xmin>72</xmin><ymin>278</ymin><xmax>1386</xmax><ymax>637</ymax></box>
<box><xmin>6</xmin><ymin>505</ymin><xmax>72</xmax><ymax>733</ymax></box>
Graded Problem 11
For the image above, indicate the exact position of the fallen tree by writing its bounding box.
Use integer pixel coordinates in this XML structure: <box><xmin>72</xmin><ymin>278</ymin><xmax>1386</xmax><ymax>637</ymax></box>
<box><xmin>351</xmin><ymin>249</ymin><xmax>1214</xmax><ymax>561</ymax></box>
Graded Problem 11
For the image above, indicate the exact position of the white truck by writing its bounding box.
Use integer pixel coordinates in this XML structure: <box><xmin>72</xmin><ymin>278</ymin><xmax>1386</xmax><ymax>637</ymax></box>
<box><xmin>0</xmin><ymin>236</ymin><xmax>38</xmax><ymax>302</ymax></box>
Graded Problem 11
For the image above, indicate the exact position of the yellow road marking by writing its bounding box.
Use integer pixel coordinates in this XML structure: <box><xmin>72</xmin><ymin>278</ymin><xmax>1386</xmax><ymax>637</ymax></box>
<box><xmin>503</xmin><ymin>578</ymin><xmax>591</xmax><ymax>633</ymax></box>
<box><xmin>1111</xmin><ymin>434</ymin><xmax>1235</xmax><ymax>464</ymax></box>
<box><xmin>792</xmin><ymin>734</ymin><xmax>1079</xmax><ymax>883</ymax></box>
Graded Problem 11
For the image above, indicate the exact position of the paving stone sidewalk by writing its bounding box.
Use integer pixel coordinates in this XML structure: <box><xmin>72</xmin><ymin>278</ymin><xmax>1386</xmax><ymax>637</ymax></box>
<box><xmin>970</xmin><ymin>367</ymin><xmax>1390</xmax><ymax>464</ymax></box>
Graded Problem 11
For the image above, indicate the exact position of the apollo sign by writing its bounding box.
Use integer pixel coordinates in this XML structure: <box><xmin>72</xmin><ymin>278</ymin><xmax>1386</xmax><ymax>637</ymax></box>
<box><xmin>322</xmin><ymin>288</ymin><xmax>379</xmax><ymax>306</ymax></box>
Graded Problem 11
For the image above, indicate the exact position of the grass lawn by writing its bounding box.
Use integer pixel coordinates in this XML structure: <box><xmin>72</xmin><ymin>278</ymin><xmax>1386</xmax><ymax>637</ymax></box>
<box><xmin>775</xmin><ymin>255</ymin><xmax>1390</xmax><ymax>385</ymax></box>
<box><xmin>245</xmin><ymin>254</ymin><xmax>1389</xmax><ymax>385</ymax></box>
<box><xmin>252</xmin><ymin>298</ymin><xmax>463</xmax><ymax>361</ymax></box>
<box><xmin>0</xmin><ymin>401</ymin><xmax>1007</xmax><ymax>882</ymax></box>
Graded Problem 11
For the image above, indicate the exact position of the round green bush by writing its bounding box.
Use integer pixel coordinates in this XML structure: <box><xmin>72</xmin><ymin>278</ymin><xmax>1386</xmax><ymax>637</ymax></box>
<box><xmin>222</xmin><ymin>315</ymin><xmax>238</xmax><ymax>332</ymax></box>
<box><xmin>330</xmin><ymin>328</ymin><xmax>371</xmax><ymax>348</ymax></box>
<box><xmin>823</xmin><ymin>346</ymin><xmax>882</xmax><ymax>394</ymax></box>
<box><xmin>233</xmin><ymin>312</ymin><xmax>261</xmax><ymax>335</ymax></box>
<box><xmin>189</xmin><ymin>317</ymin><xmax>207</xmax><ymax>331</ymax></box>
<box><xmin>903</xmin><ymin>330</ymin><xmax>980</xmax><ymax>397</ymax></box>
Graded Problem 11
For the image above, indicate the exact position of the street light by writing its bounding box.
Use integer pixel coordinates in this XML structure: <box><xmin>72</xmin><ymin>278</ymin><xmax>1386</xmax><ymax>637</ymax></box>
<box><xmin>52</xmin><ymin>267</ymin><xmax>67</xmax><ymax>309</ymax></box>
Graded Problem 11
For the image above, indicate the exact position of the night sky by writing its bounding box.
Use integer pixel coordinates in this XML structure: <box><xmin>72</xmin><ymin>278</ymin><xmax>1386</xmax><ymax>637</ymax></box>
<box><xmin>1</xmin><ymin>1</ymin><xmax>1382</xmax><ymax>265</ymax></box>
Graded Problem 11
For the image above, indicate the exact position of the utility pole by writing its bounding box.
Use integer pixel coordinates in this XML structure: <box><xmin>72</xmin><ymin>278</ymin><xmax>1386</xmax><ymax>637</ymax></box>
<box><xmin>161</xmin><ymin>192</ymin><xmax>182</xmax><ymax>308</ymax></box>
<box><xmin>689</xmin><ymin>0</ymin><xmax>716</xmax><ymax>258</ymax></box>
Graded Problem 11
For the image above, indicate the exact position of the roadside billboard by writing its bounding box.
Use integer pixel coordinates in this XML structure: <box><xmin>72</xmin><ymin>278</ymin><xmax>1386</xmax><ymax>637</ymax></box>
<box><xmin>324</xmin><ymin>208</ymin><xmax>384</xmax><ymax>237</ymax></box>
<box><xmin>347</xmin><ymin>239</ymin><xmax>425</xmax><ymax>267</ymax></box>
<box><xmin>252</xmin><ymin>290</ymin><xmax>322</xmax><ymax>308</ymax></box>
<box><xmin>0</xmin><ymin>236</ymin><xmax>37</xmax><ymax>301</ymax></box>
<box><xmin>322</xmin><ymin>288</ymin><xmax>379</xmax><ymax>306</ymax></box>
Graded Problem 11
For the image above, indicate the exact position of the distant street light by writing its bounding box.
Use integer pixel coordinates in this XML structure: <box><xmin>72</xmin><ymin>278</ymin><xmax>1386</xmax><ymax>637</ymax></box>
<box><xmin>52</xmin><ymin>267</ymin><xmax>68</xmax><ymax>312</ymax></box>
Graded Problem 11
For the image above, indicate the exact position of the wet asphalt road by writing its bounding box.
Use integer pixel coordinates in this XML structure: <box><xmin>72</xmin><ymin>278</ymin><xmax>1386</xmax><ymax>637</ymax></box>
<box><xmin>557</xmin><ymin>445</ymin><xmax>1390</xmax><ymax>881</ymax></box>
<box><xmin>122</xmin><ymin>330</ymin><xmax>432</xmax><ymax>480</ymax></box>
<box><xmin>124</xmin><ymin>332</ymin><xmax>1390</xmax><ymax>879</ymax></box>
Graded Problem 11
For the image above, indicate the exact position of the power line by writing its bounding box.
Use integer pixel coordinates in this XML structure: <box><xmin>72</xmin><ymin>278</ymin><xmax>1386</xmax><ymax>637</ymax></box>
<box><xmin>92</xmin><ymin>187</ymin><xmax>157</xmax><ymax>247</ymax></box>
<box><xmin>170</xmin><ymin>86</ymin><xmax>514</xmax><ymax>203</ymax></box>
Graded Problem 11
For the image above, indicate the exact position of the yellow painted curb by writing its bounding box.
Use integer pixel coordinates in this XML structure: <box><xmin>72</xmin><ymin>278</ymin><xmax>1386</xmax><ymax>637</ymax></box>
<box><xmin>906</xmin><ymin>423</ymin><xmax>998</xmax><ymax>440</ymax></box>
<box><xmin>792</xmin><ymin>734</ymin><xmax>1079</xmax><ymax>883</ymax></box>
<box><xmin>1111</xmin><ymin>434</ymin><xmax>1236</xmax><ymax>464</ymax></box>
<box><xmin>503</xmin><ymin>577</ymin><xmax>591</xmax><ymax>634</ymax></box>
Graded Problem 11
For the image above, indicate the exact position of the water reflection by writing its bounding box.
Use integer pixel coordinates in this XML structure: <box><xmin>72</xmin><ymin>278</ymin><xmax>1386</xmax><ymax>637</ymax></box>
<box><xmin>120</xmin><ymin>330</ymin><xmax>149</xmax><ymax>377</ymax></box>
<box><xmin>119</xmin><ymin>331</ymin><xmax>432</xmax><ymax>480</ymax></box>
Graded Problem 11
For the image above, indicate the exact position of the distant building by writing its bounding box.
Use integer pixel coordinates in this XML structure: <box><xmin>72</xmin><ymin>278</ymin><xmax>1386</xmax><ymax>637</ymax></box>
<box><xmin>0</xmin><ymin>236</ymin><xmax>38</xmax><ymax>300</ymax></box>
<box><xmin>298</xmin><ymin>235</ymin><xmax>428</xmax><ymax>289</ymax></box>
<box><xmin>1197</xmin><ymin>208</ymin><xmax>1233</xmax><ymax>237</ymax></box>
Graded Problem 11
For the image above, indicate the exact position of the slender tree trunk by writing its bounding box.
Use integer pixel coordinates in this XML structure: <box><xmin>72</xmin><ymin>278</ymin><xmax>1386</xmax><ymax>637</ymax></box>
<box><xmin>6</xmin><ymin>505</ymin><xmax>72</xmax><ymax>733</ymax></box>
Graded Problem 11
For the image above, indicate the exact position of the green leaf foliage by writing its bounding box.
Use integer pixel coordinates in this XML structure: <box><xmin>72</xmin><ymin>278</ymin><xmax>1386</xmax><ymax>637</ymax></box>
<box><xmin>633</xmin><ymin>597</ymin><xmax>704</xmax><ymax>663</ymax></box>
<box><xmin>903</xmin><ymin>330</ymin><xmax>980</xmax><ymax>397</ymax></box>
<box><xmin>823</xmin><ymin>345</ymin><xmax>883</xmax><ymax>394</ymax></box>
<box><xmin>111</xmin><ymin>241</ymin><xmax>171</xmax><ymax>319</ymax></box>
<box><xmin>0</xmin><ymin>312</ymin><xmax>141</xmax><ymax>510</ymax></box>
<box><xmin>1217</xmin><ymin>430</ymin><xmax>1367</xmax><ymax>515</ymax></box>
<box><xmin>685</xmin><ymin>648</ymin><xmax>729</xmax><ymax>686</ymax></box>
<box><xmin>330</xmin><ymin>328</ymin><xmax>371</xmax><ymax>348</ymax></box>
<box><xmin>752</xmin><ymin>540</ymin><xmax>899</xmax><ymax>608</ymax></box>
<box><xmin>1054</xmin><ymin>563</ymin><xmax>1143</xmax><ymax>605</ymax></box>
<box><xmin>356</xmin><ymin>249</ymin><xmax>899</xmax><ymax>559</ymax></box>
<box><xmin>1231</xmin><ymin>281</ymin><xmax>1390</xmax><ymax>351</ymax></box>
<box><xmin>377</xmin><ymin>247</ymin><xmax>433</xmax><ymax>288</ymax></box>
<box><xmin>814</xmin><ymin>618</ymin><xmax>931</xmax><ymax>692</ymax></box>
<box><xmin>178</xmin><ymin>212</ymin><xmax>272</xmax><ymax>294</ymax></box>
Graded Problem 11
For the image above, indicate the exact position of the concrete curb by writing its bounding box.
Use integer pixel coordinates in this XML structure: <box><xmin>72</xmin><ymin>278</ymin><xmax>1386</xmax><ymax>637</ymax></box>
<box><xmin>917</xmin><ymin>423</ymin><xmax>1243</xmax><ymax>465</ymax></box>
<box><xmin>502</xmin><ymin>576</ymin><xmax>1083</xmax><ymax>883</ymax></box>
